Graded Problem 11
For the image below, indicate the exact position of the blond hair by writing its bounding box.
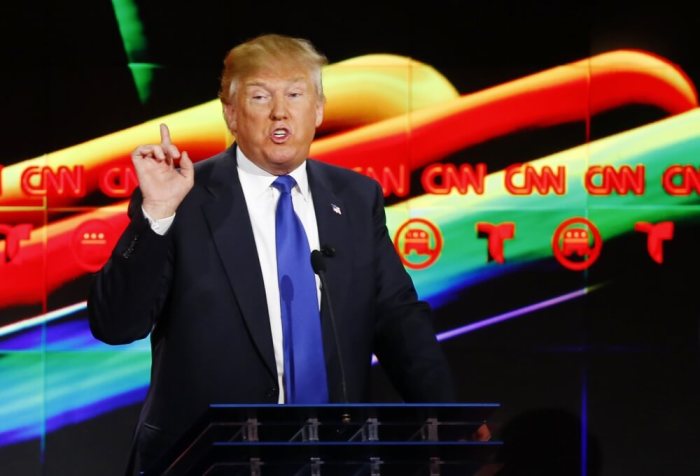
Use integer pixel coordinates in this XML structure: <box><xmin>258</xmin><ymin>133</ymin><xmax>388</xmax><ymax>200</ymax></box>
<box><xmin>219</xmin><ymin>34</ymin><xmax>327</xmax><ymax>104</ymax></box>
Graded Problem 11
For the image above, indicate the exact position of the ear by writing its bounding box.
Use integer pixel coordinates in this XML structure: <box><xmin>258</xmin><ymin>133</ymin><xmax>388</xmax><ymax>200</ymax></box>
<box><xmin>223</xmin><ymin>102</ymin><xmax>238</xmax><ymax>134</ymax></box>
<box><xmin>314</xmin><ymin>97</ymin><xmax>324</xmax><ymax>128</ymax></box>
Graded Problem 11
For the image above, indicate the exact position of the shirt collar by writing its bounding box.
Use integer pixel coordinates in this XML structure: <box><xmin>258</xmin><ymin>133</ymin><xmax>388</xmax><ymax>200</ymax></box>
<box><xmin>236</xmin><ymin>147</ymin><xmax>311</xmax><ymax>201</ymax></box>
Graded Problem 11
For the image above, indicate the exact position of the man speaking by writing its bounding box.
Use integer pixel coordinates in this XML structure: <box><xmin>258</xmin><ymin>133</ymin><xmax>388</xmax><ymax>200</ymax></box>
<box><xmin>88</xmin><ymin>34</ymin><xmax>455</xmax><ymax>474</ymax></box>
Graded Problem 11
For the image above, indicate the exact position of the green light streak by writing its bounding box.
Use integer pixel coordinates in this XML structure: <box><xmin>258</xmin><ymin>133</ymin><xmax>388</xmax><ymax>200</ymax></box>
<box><xmin>44</xmin><ymin>351</ymin><xmax>150</xmax><ymax>413</ymax></box>
<box><xmin>0</xmin><ymin>350</ymin><xmax>150</xmax><ymax>433</ymax></box>
<box><xmin>111</xmin><ymin>0</ymin><xmax>154</xmax><ymax>103</ymax></box>
<box><xmin>128</xmin><ymin>62</ymin><xmax>160</xmax><ymax>104</ymax></box>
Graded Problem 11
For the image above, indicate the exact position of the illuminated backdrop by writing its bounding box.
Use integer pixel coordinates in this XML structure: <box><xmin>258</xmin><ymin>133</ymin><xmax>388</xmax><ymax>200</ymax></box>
<box><xmin>1</xmin><ymin>1</ymin><xmax>699</xmax><ymax>474</ymax></box>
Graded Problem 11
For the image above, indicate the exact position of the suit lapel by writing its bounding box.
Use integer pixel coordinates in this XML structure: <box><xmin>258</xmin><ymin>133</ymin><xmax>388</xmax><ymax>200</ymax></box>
<box><xmin>307</xmin><ymin>161</ymin><xmax>352</xmax><ymax>307</ymax></box>
<box><xmin>308</xmin><ymin>161</ymin><xmax>357</xmax><ymax>401</ymax></box>
<box><xmin>201</xmin><ymin>149</ymin><xmax>277</xmax><ymax>378</ymax></box>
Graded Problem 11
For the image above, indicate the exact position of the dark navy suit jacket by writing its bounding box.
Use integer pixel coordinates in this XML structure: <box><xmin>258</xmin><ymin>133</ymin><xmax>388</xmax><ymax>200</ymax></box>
<box><xmin>88</xmin><ymin>147</ymin><xmax>455</xmax><ymax>471</ymax></box>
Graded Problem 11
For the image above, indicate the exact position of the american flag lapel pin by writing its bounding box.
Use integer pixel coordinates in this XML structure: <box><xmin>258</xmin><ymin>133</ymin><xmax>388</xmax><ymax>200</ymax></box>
<box><xmin>331</xmin><ymin>203</ymin><xmax>342</xmax><ymax>215</ymax></box>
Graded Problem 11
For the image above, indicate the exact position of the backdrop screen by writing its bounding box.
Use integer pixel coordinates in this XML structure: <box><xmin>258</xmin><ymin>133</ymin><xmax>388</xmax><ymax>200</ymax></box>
<box><xmin>1</xmin><ymin>1</ymin><xmax>699</xmax><ymax>474</ymax></box>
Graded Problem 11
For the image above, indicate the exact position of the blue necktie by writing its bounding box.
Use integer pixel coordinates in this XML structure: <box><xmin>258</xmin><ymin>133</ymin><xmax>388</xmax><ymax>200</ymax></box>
<box><xmin>272</xmin><ymin>175</ymin><xmax>329</xmax><ymax>403</ymax></box>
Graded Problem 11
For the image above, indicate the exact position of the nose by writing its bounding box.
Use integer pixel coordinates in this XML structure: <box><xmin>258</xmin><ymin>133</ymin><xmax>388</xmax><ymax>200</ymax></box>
<box><xmin>270</xmin><ymin>95</ymin><xmax>288</xmax><ymax>120</ymax></box>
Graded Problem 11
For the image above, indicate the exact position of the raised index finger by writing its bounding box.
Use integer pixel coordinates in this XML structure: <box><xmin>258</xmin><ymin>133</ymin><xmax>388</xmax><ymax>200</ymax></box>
<box><xmin>160</xmin><ymin>123</ymin><xmax>172</xmax><ymax>146</ymax></box>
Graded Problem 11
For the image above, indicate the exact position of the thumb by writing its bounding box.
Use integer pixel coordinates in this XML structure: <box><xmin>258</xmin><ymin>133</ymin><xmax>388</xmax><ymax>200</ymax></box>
<box><xmin>179</xmin><ymin>151</ymin><xmax>194</xmax><ymax>178</ymax></box>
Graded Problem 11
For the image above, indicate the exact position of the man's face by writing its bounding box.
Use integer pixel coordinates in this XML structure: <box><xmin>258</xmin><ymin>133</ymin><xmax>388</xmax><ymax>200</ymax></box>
<box><xmin>224</xmin><ymin>65</ymin><xmax>324</xmax><ymax>175</ymax></box>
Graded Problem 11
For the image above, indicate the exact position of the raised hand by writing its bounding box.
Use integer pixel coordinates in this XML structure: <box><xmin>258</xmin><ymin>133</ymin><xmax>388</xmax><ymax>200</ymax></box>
<box><xmin>131</xmin><ymin>124</ymin><xmax>195</xmax><ymax>219</ymax></box>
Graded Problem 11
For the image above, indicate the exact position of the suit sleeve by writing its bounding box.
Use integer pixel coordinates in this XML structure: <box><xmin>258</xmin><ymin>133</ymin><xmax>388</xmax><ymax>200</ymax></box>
<box><xmin>87</xmin><ymin>188</ymin><xmax>174</xmax><ymax>345</ymax></box>
<box><xmin>369</xmin><ymin>182</ymin><xmax>457</xmax><ymax>402</ymax></box>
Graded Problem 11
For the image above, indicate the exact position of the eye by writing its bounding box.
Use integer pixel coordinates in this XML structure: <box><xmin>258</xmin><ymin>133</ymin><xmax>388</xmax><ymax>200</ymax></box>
<box><xmin>248</xmin><ymin>90</ymin><xmax>270</xmax><ymax>102</ymax></box>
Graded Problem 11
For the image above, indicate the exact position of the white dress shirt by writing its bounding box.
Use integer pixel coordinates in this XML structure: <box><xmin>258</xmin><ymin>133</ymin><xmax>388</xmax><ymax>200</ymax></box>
<box><xmin>142</xmin><ymin>148</ymin><xmax>322</xmax><ymax>403</ymax></box>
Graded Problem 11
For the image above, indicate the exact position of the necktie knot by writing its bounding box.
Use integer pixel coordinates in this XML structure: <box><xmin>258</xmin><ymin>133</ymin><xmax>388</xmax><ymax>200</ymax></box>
<box><xmin>273</xmin><ymin>175</ymin><xmax>296</xmax><ymax>195</ymax></box>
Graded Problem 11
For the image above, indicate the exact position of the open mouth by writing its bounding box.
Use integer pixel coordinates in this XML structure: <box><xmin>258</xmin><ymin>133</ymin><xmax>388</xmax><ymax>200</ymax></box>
<box><xmin>271</xmin><ymin>127</ymin><xmax>291</xmax><ymax>143</ymax></box>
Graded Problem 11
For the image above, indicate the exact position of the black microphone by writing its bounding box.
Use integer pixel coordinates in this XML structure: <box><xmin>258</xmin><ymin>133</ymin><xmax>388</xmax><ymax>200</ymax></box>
<box><xmin>310</xmin><ymin>249</ymin><xmax>349</xmax><ymax>405</ymax></box>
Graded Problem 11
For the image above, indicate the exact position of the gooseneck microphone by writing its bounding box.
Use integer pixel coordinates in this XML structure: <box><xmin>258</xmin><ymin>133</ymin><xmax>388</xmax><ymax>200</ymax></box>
<box><xmin>310</xmin><ymin>249</ymin><xmax>348</xmax><ymax>404</ymax></box>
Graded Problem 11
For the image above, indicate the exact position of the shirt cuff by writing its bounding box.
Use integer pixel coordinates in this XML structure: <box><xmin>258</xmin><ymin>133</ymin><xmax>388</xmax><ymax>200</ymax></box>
<box><xmin>141</xmin><ymin>207</ymin><xmax>175</xmax><ymax>235</ymax></box>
